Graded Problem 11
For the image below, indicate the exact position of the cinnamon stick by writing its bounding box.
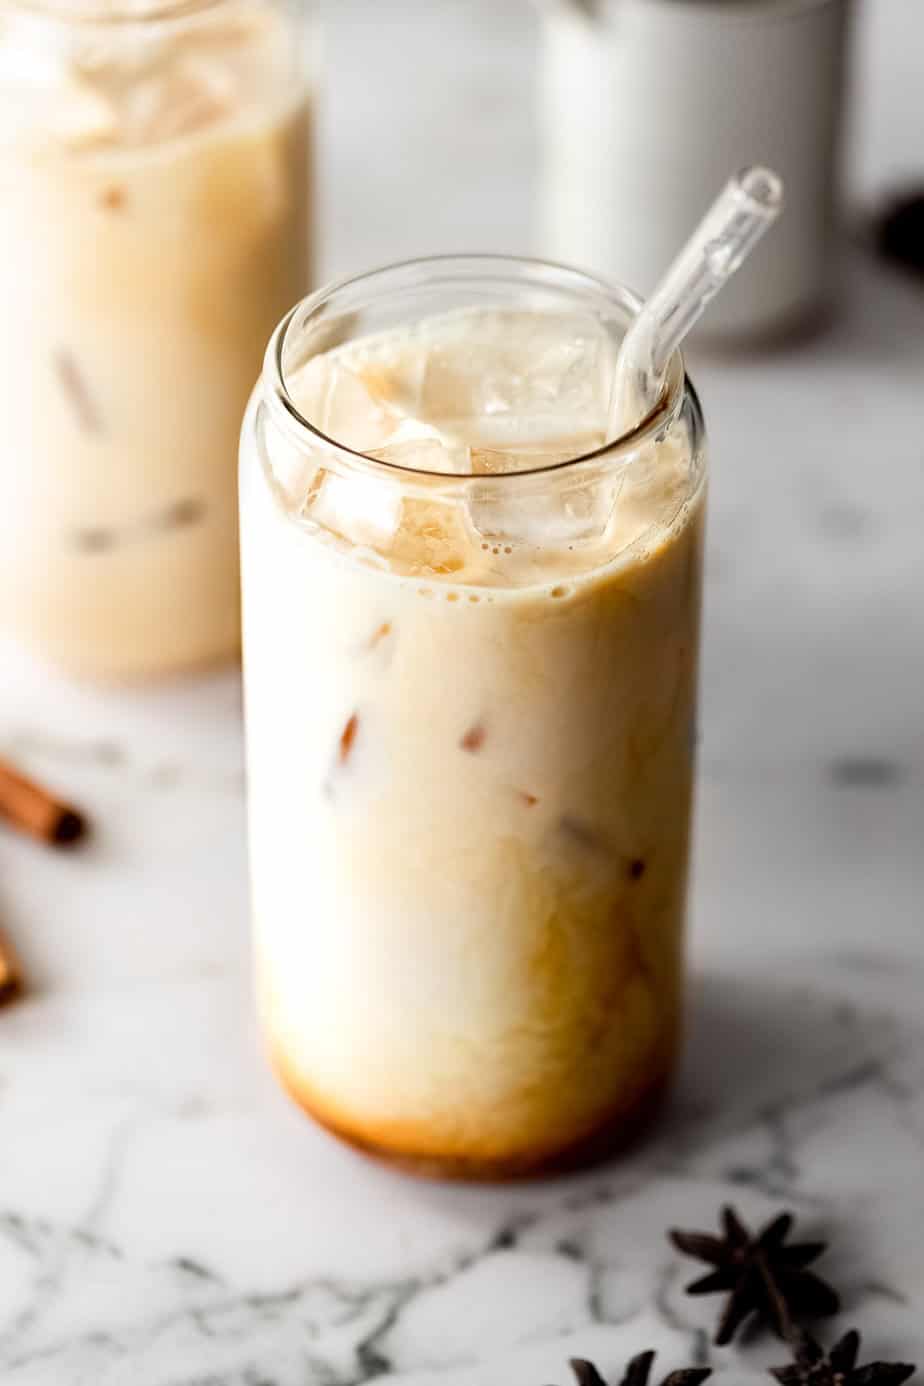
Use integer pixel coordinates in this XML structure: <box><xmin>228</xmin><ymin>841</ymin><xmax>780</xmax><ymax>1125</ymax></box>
<box><xmin>0</xmin><ymin>930</ymin><xmax>22</xmax><ymax>1005</ymax></box>
<box><xmin>0</xmin><ymin>759</ymin><xmax>86</xmax><ymax>847</ymax></box>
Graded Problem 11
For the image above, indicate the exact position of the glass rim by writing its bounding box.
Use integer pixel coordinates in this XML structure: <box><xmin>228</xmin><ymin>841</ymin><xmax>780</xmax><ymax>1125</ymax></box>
<box><xmin>264</xmin><ymin>253</ymin><xmax>694</xmax><ymax>486</ymax></box>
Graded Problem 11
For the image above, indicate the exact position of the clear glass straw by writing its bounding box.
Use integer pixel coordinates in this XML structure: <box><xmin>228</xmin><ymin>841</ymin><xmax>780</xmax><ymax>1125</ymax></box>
<box><xmin>610</xmin><ymin>165</ymin><xmax>785</xmax><ymax>434</ymax></box>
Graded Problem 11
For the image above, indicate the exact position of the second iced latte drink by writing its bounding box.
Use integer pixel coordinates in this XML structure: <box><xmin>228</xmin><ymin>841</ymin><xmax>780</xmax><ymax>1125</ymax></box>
<box><xmin>241</xmin><ymin>258</ymin><xmax>706</xmax><ymax>1178</ymax></box>
<box><xmin>0</xmin><ymin>0</ymin><xmax>313</xmax><ymax>678</ymax></box>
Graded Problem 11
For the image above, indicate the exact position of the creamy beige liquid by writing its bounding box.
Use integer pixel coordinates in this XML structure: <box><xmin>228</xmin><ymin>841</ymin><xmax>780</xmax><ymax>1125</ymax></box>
<box><xmin>0</xmin><ymin>0</ymin><xmax>311</xmax><ymax>678</ymax></box>
<box><xmin>241</xmin><ymin>308</ymin><xmax>704</xmax><ymax>1177</ymax></box>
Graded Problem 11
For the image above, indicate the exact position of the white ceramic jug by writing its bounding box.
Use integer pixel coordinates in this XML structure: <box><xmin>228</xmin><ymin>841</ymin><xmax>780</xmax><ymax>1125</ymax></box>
<box><xmin>539</xmin><ymin>0</ymin><xmax>851</xmax><ymax>338</ymax></box>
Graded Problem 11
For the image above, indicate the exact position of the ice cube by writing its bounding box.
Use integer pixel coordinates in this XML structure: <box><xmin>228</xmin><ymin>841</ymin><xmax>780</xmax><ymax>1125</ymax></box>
<box><xmin>126</xmin><ymin>55</ymin><xmax>235</xmax><ymax>142</ymax></box>
<box><xmin>284</xmin><ymin>308</ymin><xmax>627</xmax><ymax>548</ymax></box>
<box><xmin>289</xmin><ymin>351</ymin><xmax>467</xmax><ymax>466</ymax></box>
<box><xmin>306</xmin><ymin>470</ymin><xmax>476</xmax><ymax>577</ymax></box>
<box><xmin>461</xmin><ymin>414</ymin><xmax>607</xmax><ymax>459</ymax></box>
<box><xmin>418</xmin><ymin>309</ymin><xmax>617</xmax><ymax>450</ymax></box>
<box><xmin>183</xmin><ymin>6</ymin><xmax>275</xmax><ymax>54</ymax></box>
<box><xmin>308</xmin><ymin>469</ymin><xmax>402</xmax><ymax>549</ymax></box>
<box><xmin>387</xmin><ymin>495</ymin><xmax>476</xmax><ymax>578</ymax></box>
<box><xmin>368</xmin><ymin>420</ymin><xmax>471</xmax><ymax>475</ymax></box>
<box><xmin>293</xmin><ymin>360</ymin><xmax>400</xmax><ymax>454</ymax></box>
<box><xmin>466</xmin><ymin>463</ymin><xmax>623</xmax><ymax>548</ymax></box>
<box><xmin>349</xmin><ymin>334</ymin><xmax>429</xmax><ymax>420</ymax></box>
<box><xmin>51</xmin><ymin>77</ymin><xmax>119</xmax><ymax>148</ymax></box>
<box><xmin>265</xmin><ymin>433</ymin><xmax>321</xmax><ymax>512</ymax></box>
<box><xmin>320</xmin><ymin>364</ymin><xmax>393</xmax><ymax>449</ymax></box>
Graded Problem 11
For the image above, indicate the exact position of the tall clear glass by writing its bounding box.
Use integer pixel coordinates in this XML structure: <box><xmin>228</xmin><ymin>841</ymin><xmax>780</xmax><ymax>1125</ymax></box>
<box><xmin>0</xmin><ymin>0</ymin><xmax>315</xmax><ymax>678</ymax></box>
<box><xmin>240</xmin><ymin>257</ymin><xmax>706</xmax><ymax>1179</ymax></box>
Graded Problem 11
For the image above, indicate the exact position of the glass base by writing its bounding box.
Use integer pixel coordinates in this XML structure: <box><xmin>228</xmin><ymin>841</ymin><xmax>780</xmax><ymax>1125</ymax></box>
<box><xmin>269</xmin><ymin>1046</ymin><xmax>673</xmax><ymax>1182</ymax></box>
<box><xmin>7</xmin><ymin>633</ymin><xmax>242</xmax><ymax>687</ymax></box>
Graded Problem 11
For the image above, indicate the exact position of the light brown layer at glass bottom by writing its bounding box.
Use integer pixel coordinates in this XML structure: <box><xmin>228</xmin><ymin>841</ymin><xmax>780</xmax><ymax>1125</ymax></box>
<box><xmin>267</xmin><ymin>1040</ymin><xmax>675</xmax><ymax>1182</ymax></box>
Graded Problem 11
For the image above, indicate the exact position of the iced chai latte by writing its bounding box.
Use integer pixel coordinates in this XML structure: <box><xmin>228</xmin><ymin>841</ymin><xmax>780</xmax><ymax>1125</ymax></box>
<box><xmin>0</xmin><ymin>0</ymin><xmax>312</xmax><ymax>678</ymax></box>
<box><xmin>241</xmin><ymin>259</ymin><xmax>705</xmax><ymax>1178</ymax></box>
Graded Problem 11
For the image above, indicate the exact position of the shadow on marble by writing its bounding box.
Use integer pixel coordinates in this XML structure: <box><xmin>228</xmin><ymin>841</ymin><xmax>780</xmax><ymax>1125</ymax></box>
<box><xmin>395</xmin><ymin>964</ymin><xmax>904</xmax><ymax>1233</ymax></box>
<box><xmin>668</xmin><ymin>969</ymin><xmax>896</xmax><ymax>1140</ymax></box>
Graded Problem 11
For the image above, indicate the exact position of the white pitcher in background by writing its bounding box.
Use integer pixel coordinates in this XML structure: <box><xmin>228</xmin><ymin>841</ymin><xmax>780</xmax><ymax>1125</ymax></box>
<box><xmin>538</xmin><ymin>0</ymin><xmax>852</xmax><ymax>340</ymax></box>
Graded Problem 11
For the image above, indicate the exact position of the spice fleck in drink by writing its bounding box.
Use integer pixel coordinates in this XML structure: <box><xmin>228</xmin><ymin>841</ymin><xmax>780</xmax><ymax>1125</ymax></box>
<box><xmin>240</xmin><ymin>259</ymin><xmax>705</xmax><ymax>1178</ymax></box>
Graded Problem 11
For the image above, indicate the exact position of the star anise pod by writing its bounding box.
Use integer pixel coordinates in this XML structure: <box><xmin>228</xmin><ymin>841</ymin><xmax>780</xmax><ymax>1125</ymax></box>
<box><xmin>669</xmin><ymin>1205</ymin><xmax>840</xmax><ymax>1345</ymax></box>
<box><xmin>770</xmin><ymin>1329</ymin><xmax>916</xmax><ymax>1386</ymax></box>
<box><xmin>570</xmin><ymin>1352</ymin><xmax>711</xmax><ymax>1386</ymax></box>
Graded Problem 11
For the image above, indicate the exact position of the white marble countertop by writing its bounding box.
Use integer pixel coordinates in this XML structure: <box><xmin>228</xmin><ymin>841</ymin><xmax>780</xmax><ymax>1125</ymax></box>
<box><xmin>3</xmin><ymin>1</ymin><xmax>924</xmax><ymax>1382</ymax></box>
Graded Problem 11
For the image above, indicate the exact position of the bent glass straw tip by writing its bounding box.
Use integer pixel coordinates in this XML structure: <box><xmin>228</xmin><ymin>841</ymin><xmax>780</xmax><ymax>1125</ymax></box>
<box><xmin>735</xmin><ymin>165</ymin><xmax>785</xmax><ymax>217</ymax></box>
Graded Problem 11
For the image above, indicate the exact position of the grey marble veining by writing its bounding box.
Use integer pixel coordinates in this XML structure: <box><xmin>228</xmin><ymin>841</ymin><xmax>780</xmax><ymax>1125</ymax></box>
<box><xmin>3</xmin><ymin>0</ymin><xmax>924</xmax><ymax>1382</ymax></box>
<box><xmin>1</xmin><ymin>959</ymin><xmax>924</xmax><ymax>1384</ymax></box>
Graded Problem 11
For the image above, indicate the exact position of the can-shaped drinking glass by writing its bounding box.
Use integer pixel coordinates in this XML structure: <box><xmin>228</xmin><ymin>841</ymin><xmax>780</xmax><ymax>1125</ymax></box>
<box><xmin>241</xmin><ymin>257</ymin><xmax>706</xmax><ymax>1178</ymax></box>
